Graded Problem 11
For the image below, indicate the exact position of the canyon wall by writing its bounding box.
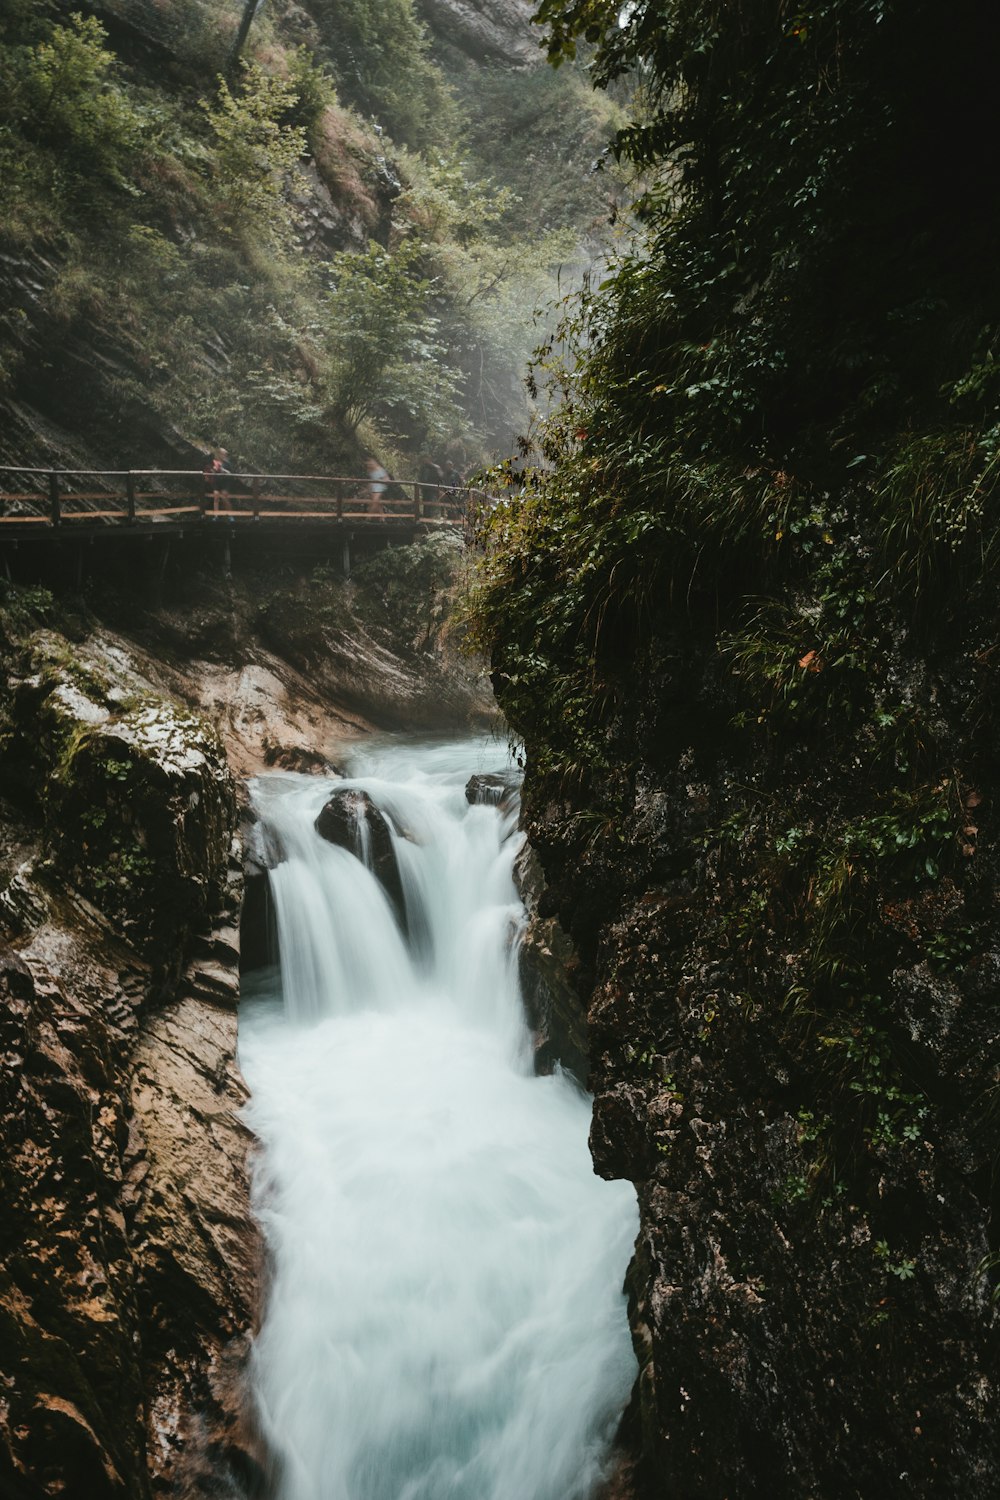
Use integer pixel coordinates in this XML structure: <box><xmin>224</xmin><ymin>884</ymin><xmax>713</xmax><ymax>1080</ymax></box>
<box><xmin>0</xmin><ymin>628</ymin><xmax>256</xmax><ymax>1498</ymax></box>
<box><xmin>0</xmin><ymin>551</ymin><xmax>492</xmax><ymax>1496</ymax></box>
<box><xmin>513</xmin><ymin>631</ymin><xmax>1000</xmax><ymax>1499</ymax></box>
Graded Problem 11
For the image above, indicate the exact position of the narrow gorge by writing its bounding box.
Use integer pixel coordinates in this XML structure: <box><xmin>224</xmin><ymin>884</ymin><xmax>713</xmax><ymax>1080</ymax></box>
<box><xmin>0</xmin><ymin>557</ymin><xmax>644</xmax><ymax>1497</ymax></box>
<box><xmin>3</xmin><ymin>0</ymin><xmax>1000</xmax><ymax>1496</ymax></box>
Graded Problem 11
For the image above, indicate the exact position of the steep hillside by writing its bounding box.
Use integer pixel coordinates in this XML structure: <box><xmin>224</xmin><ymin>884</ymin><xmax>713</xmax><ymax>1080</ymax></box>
<box><xmin>0</xmin><ymin>0</ymin><xmax>623</xmax><ymax>478</ymax></box>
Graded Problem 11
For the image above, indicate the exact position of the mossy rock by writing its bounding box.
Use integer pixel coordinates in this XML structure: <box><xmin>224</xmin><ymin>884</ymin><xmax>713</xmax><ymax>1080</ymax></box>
<box><xmin>50</xmin><ymin>700</ymin><xmax>236</xmax><ymax>968</ymax></box>
<box><xmin>5</xmin><ymin>632</ymin><xmax>112</xmax><ymax>793</ymax></box>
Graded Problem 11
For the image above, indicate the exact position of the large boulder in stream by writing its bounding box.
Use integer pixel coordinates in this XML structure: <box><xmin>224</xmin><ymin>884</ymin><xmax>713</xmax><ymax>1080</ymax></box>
<box><xmin>315</xmin><ymin>789</ymin><xmax>407</xmax><ymax>933</ymax></box>
<box><xmin>465</xmin><ymin>771</ymin><xmax>521</xmax><ymax>814</ymax></box>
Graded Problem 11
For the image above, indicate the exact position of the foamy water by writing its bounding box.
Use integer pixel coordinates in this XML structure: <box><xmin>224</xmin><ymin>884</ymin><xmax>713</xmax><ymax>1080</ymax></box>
<box><xmin>239</xmin><ymin>736</ymin><xmax>638</xmax><ymax>1500</ymax></box>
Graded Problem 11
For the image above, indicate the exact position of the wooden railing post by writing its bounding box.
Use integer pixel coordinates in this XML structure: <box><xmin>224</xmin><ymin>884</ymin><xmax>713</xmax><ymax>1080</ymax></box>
<box><xmin>337</xmin><ymin>484</ymin><xmax>343</xmax><ymax>521</ymax></box>
<box><xmin>126</xmin><ymin>471</ymin><xmax>136</xmax><ymax>523</ymax></box>
<box><xmin>413</xmin><ymin>482</ymin><xmax>421</xmax><ymax>521</ymax></box>
<box><xmin>48</xmin><ymin>471</ymin><xmax>60</xmax><ymax>527</ymax></box>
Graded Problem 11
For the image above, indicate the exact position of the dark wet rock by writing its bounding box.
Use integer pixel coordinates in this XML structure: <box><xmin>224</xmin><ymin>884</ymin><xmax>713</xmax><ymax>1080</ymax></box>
<box><xmin>242</xmin><ymin>809</ymin><xmax>287</xmax><ymax>877</ymax></box>
<box><xmin>514</xmin><ymin>635</ymin><xmax>1000</xmax><ymax>1498</ymax></box>
<box><xmin>256</xmin><ymin>544</ymin><xmax>495</xmax><ymax>737</ymax></box>
<box><xmin>316</xmin><ymin>788</ymin><xmax>407</xmax><ymax>933</ymax></box>
<box><xmin>239</xmin><ymin>809</ymin><xmax>282</xmax><ymax>973</ymax></box>
<box><xmin>465</xmin><ymin>770</ymin><xmax>521</xmax><ymax>813</ymax></box>
<box><xmin>261</xmin><ymin>740</ymin><xmax>342</xmax><ymax>776</ymax></box>
<box><xmin>239</xmin><ymin>871</ymin><xmax>276</xmax><ymax>974</ymax></box>
<box><xmin>514</xmin><ymin>840</ymin><xmax>588</xmax><ymax>1082</ymax></box>
<box><xmin>0</xmin><ymin>946</ymin><xmax>148</xmax><ymax>1499</ymax></box>
<box><xmin>0</xmin><ymin>866</ymin><xmax>260</xmax><ymax>1500</ymax></box>
<box><xmin>42</xmin><ymin>705</ymin><xmax>235</xmax><ymax>1002</ymax></box>
<box><xmin>0</xmin><ymin>629</ymin><xmax>260</xmax><ymax>1500</ymax></box>
<box><xmin>3</xmin><ymin>633</ymin><xmax>237</xmax><ymax>990</ymax></box>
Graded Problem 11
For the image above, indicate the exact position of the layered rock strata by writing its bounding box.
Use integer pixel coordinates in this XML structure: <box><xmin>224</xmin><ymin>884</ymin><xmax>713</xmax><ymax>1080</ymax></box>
<box><xmin>0</xmin><ymin>629</ymin><xmax>259</xmax><ymax>1498</ymax></box>
<box><xmin>415</xmin><ymin>0</ymin><xmax>538</xmax><ymax>63</ymax></box>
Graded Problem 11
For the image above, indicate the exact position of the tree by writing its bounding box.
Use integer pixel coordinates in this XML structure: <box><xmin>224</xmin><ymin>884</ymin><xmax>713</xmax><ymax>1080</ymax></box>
<box><xmin>323</xmin><ymin>241</ymin><xmax>461</xmax><ymax>443</ymax></box>
<box><xmin>18</xmin><ymin>13</ymin><xmax>145</xmax><ymax>184</ymax></box>
<box><xmin>472</xmin><ymin>0</ymin><xmax>1000</xmax><ymax>754</ymax></box>
<box><xmin>204</xmin><ymin>62</ymin><xmax>306</xmax><ymax>243</ymax></box>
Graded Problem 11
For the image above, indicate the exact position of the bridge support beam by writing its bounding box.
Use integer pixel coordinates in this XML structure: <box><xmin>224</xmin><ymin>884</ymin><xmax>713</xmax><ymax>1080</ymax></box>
<box><xmin>158</xmin><ymin>539</ymin><xmax>171</xmax><ymax>601</ymax></box>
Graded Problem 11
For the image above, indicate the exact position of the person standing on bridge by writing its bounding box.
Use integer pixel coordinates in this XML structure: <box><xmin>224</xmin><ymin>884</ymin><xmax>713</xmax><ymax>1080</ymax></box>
<box><xmin>214</xmin><ymin>447</ymin><xmax>234</xmax><ymax>515</ymax></box>
<box><xmin>204</xmin><ymin>447</ymin><xmax>233</xmax><ymax>516</ymax></box>
<box><xmin>365</xmin><ymin>456</ymin><xmax>389</xmax><ymax>517</ymax></box>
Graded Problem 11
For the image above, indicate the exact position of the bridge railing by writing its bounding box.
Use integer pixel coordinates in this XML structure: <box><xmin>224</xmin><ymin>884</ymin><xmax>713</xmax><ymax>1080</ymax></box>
<box><xmin>0</xmin><ymin>467</ymin><xmax>488</xmax><ymax>528</ymax></box>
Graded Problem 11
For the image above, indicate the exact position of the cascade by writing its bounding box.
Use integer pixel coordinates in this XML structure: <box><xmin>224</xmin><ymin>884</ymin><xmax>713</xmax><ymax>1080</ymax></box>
<box><xmin>239</xmin><ymin>735</ymin><xmax>638</xmax><ymax>1500</ymax></box>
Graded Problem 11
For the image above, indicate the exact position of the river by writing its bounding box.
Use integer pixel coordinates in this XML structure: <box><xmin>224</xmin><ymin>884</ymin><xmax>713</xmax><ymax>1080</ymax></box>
<box><xmin>239</xmin><ymin>735</ymin><xmax>638</xmax><ymax>1500</ymax></box>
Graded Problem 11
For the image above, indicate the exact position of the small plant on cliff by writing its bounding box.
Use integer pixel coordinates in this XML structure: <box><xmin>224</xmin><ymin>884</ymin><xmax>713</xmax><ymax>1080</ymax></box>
<box><xmin>15</xmin><ymin>14</ymin><xmax>146</xmax><ymax>188</ymax></box>
<box><xmin>203</xmin><ymin>63</ymin><xmax>307</xmax><ymax>245</ymax></box>
<box><xmin>874</xmin><ymin>1239</ymin><xmax>918</xmax><ymax>1282</ymax></box>
<box><xmin>0</xmin><ymin>582</ymin><xmax>53</xmax><ymax>640</ymax></box>
<box><xmin>323</xmin><ymin>241</ymin><xmax>462</xmax><ymax>442</ymax></box>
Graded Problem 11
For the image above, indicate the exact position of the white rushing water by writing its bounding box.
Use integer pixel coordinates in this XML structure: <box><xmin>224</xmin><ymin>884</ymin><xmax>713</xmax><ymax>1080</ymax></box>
<box><xmin>239</xmin><ymin>735</ymin><xmax>639</xmax><ymax>1500</ymax></box>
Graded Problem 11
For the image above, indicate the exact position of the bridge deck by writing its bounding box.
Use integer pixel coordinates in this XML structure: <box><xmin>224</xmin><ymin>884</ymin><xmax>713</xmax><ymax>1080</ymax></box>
<box><xmin>0</xmin><ymin>467</ymin><xmax>484</xmax><ymax>543</ymax></box>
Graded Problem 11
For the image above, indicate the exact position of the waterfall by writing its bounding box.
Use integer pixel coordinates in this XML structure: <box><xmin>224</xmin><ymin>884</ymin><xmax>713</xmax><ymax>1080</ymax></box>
<box><xmin>239</xmin><ymin>735</ymin><xmax>639</xmax><ymax>1500</ymax></box>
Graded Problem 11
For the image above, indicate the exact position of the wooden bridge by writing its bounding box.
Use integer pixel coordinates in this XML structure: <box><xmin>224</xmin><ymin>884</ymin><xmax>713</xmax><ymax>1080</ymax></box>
<box><xmin>0</xmin><ymin>465</ymin><xmax>489</xmax><ymax>578</ymax></box>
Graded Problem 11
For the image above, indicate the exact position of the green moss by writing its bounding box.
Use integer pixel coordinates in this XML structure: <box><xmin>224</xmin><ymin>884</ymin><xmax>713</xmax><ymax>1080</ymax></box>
<box><xmin>0</xmin><ymin>581</ymin><xmax>54</xmax><ymax>641</ymax></box>
<box><xmin>28</xmin><ymin>687</ymin><xmax>237</xmax><ymax>956</ymax></box>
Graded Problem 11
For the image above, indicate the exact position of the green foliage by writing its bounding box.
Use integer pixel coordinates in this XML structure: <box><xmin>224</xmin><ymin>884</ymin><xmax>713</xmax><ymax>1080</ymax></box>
<box><xmin>16</xmin><ymin>14</ymin><xmax>147</xmax><ymax>187</ymax></box>
<box><xmin>874</xmin><ymin>1240</ymin><xmax>918</xmax><ymax>1282</ymax></box>
<box><xmin>203</xmin><ymin>63</ymin><xmax>307</xmax><ymax>243</ymax></box>
<box><xmin>924</xmin><ymin>927</ymin><xmax>974</xmax><ymax>973</ymax></box>
<box><xmin>469</xmin><ymin>0</ymin><xmax>1000</xmax><ymax>782</ymax></box>
<box><xmin>0</xmin><ymin>0</ymin><xmax>625</xmax><ymax>471</ymax></box>
<box><xmin>318</xmin><ymin>30</ymin><xmax>996</xmax><ymax>1405</ymax></box>
<box><xmin>354</xmin><ymin>532</ymin><xmax>458</xmax><ymax>602</ymax></box>
<box><xmin>0</xmin><ymin>582</ymin><xmax>54</xmax><ymax>641</ymax></box>
<box><xmin>282</xmin><ymin>46</ymin><xmax>339</xmax><ymax>138</ymax></box>
<box><xmin>311</xmin><ymin>0</ymin><xmax>457</xmax><ymax>149</ymax></box>
<box><xmin>878</xmin><ymin>426</ymin><xmax>1000</xmax><ymax>598</ymax></box>
<box><xmin>462</xmin><ymin>0</ymin><xmax>1000</xmax><ymax>1237</ymax></box>
<box><xmin>816</xmin><ymin>1006</ymin><xmax>926</xmax><ymax>1144</ymax></box>
<box><xmin>452</xmin><ymin>60</ymin><xmax>627</xmax><ymax>235</ymax></box>
<box><xmin>399</xmin><ymin>151</ymin><xmax>582</xmax><ymax>448</ymax></box>
<box><xmin>323</xmin><ymin>241</ymin><xmax>461</xmax><ymax>442</ymax></box>
<box><xmin>354</xmin><ymin>534</ymin><xmax>463</xmax><ymax>648</ymax></box>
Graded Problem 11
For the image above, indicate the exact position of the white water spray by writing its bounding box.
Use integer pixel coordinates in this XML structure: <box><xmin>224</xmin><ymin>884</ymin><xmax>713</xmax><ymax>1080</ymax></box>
<box><xmin>239</xmin><ymin>736</ymin><xmax>638</xmax><ymax>1500</ymax></box>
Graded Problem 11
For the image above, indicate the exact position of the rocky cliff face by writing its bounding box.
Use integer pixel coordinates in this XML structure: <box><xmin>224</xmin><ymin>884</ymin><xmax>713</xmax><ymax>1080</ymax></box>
<box><xmin>415</xmin><ymin>0</ymin><xmax>538</xmax><ymax>63</ymax></box>
<box><xmin>0</xmin><ymin>633</ymin><xmax>257</xmax><ymax>1498</ymax></box>
<box><xmin>0</xmin><ymin>548</ymin><xmax>491</xmax><ymax>1495</ymax></box>
<box><xmin>515</xmin><ymin>637</ymin><xmax>1000</xmax><ymax>1498</ymax></box>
